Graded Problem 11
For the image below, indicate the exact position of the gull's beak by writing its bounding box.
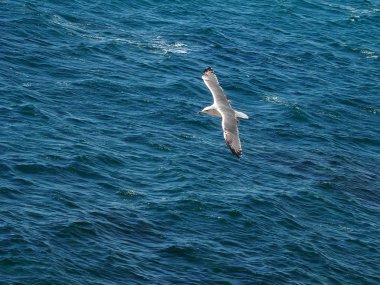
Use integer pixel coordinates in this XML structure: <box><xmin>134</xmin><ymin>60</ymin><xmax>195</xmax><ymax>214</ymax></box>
<box><xmin>197</xmin><ymin>111</ymin><xmax>203</xmax><ymax>115</ymax></box>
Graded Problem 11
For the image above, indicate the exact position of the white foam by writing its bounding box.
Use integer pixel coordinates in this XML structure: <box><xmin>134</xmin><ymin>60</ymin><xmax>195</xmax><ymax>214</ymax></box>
<box><xmin>263</xmin><ymin>95</ymin><xmax>283</xmax><ymax>104</ymax></box>
<box><xmin>360</xmin><ymin>49</ymin><xmax>378</xmax><ymax>59</ymax></box>
<box><xmin>152</xmin><ymin>37</ymin><xmax>189</xmax><ymax>54</ymax></box>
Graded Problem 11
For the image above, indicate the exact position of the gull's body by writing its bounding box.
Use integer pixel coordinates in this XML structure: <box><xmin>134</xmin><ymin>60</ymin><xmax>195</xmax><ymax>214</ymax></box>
<box><xmin>199</xmin><ymin>67</ymin><xmax>249</xmax><ymax>159</ymax></box>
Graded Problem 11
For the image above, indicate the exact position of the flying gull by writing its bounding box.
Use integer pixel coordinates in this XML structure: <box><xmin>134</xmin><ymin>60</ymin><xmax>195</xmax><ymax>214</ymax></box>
<box><xmin>199</xmin><ymin>67</ymin><xmax>249</xmax><ymax>159</ymax></box>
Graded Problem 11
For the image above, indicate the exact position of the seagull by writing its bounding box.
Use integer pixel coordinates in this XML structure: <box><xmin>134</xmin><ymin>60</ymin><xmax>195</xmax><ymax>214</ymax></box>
<box><xmin>198</xmin><ymin>67</ymin><xmax>249</xmax><ymax>159</ymax></box>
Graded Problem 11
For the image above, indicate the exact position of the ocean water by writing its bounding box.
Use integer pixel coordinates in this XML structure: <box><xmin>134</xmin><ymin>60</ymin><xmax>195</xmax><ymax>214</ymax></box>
<box><xmin>1</xmin><ymin>0</ymin><xmax>380</xmax><ymax>284</ymax></box>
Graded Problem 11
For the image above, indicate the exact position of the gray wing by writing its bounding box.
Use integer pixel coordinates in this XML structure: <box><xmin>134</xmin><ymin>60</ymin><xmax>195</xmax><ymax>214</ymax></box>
<box><xmin>202</xmin><ymin>67</ymin><xmax>230</xmax><ymax>107</ymax></box>
<box><xmin>221</xmin><ymin>110</ymin><xmax>242</xmax><ymax>159</ymax></box>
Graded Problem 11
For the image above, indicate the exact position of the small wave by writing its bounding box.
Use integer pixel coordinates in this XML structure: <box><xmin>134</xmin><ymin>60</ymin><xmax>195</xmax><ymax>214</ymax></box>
<box><xmin>263</xmin><ymin>95</ymin><xmax>283</xmax><ymax>104</ymax></box>
<box><xmin>49</xmin><ymin>14</ymin><xmax>190</xmax><ymax>55</ymax></box>
<box><xmin>99</xmin><ymin>36</ymin><xmax>190</xmax><ymax>55</ymax></box>
<box><xmin>262</xmin><ymin>95</ymin><xmax>298</xmax><ymax>110</ymax></box>
<box><xmin>17</xmin><ymin>103</ymin><xmax>45</xmax><ymax>117</ymax></box>
<box><xmin>365</xmin><ymin>107</ymin><xmax>380</xmax><ymax>115</ymax></box>
<box><xmin>116</xmin><ymin>190</ymin><xmax>144</xmax><ymax>199</ymax></box>
<box><xmin>148</xmin><ymin>142</ymin><xmax>172</xmax><ymax>151</ymax></box>
<box><xmin>360</xmin><ymin>49</ymin><xmax>378</xmax><ymax>59</ymax></box>
<box><xmin>262</xmin><ymin>95</ymin><xmax>312</xmax><ymax>123</ymax></box>
<box><xmin>152</xmin><ymin>37</ymin><xmax>189</xmax><ymax>54</ymax></box>
<box><xmin>50</xmin><ymin>14</ymin><xmax>85</xmax><ymax>32</ymax></box>
<box><xmin>14</xmin><ymin>163</ymin><xmax>59</xmax><ymax>175</ymax></box>
<box><xmin>159</xmin><ymin>244</ymin><xmax>198</xmax><ymax>259</ymax></box>
<box><xmin>342</xmin><ymin>5</ymin><xmax>380</xmax><ymax>16</ymax></box>
<box><xmin>336</xmin><ymin>43</ymin><xmax>378</xmax><ymax>60</ymax></box>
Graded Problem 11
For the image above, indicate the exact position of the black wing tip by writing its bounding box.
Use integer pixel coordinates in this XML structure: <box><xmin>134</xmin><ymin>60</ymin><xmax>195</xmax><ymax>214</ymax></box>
<box><xmin>226</xmin><ymin>143</ymin><xmax>242</xmax><ymax>159</ymax></box>
<box><xmin>203</xmin><ymin>66</ymin><xmax>213</xmax><ymax>75</ymax></box>
<box><xmin>231</xmin><ymin>149</ymin><xmax>242</xmax><ymax>160</ymax></box>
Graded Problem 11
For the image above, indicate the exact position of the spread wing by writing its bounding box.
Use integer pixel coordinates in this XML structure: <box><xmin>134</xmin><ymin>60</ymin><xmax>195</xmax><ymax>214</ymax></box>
<box><xmin>222</xmin><ymin>110</ymin><xmax>242</xmax><ymax>159</ymax></box>
<box><xmin>202</xmin><ymin>67</ymin><xmax>230</xmax><ymax>107</ymax></box>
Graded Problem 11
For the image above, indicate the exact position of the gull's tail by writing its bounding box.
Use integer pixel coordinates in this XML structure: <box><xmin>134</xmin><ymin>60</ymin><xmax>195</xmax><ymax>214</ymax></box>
<box><xmin>235</xmin><ymin>110</ymin><xmax>249</xmax><ymax>119</ymax></box>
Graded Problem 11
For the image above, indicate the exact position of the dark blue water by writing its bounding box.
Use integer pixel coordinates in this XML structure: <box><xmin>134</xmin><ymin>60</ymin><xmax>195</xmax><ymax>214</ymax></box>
<box><xmin>1</xmin><ymin>0</ymin><xmax>380</xmax><ymax>284</ymax></box>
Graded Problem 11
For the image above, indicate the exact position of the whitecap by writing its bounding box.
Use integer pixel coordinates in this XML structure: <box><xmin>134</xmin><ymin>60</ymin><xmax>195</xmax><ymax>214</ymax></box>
<box><xmin>22</xmin><ymin>83</ymin><xmax>32</xmax><ymax>88</ymax></box>
<box><xmin>340</xmin><ymin>5</ymin><xmax>380</xmax><ymax>16</ymax></box>
<box><xmin>98</xmin><ymin>36</ymin><xmax>190</xmax><ymax>55</ymax></box>
<box><xmin>152</xmin><ymin>37</ymin><xmax>189</xmax><ymax>54</ymax></box>
<box><xmin>263</xmin><ymin>95</ymin><xmax>283</xmax><ymax>104</ymax></box>
<box><xmin>366</xmin><ymin>108</ymin><xmax>380</xmax><ymax>115</ymax></box>
<box><xmin>360</xmin><ymin>49</ymin><xmax>378</xmax><ymax>59</ymax></box>
<box><xmin>338</xmin><ymin>43</ymin><xmax>378</xmax><ymax>60</ymax></box>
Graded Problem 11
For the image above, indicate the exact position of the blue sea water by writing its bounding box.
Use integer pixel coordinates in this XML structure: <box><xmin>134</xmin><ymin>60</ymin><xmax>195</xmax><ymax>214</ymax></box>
<box><xmin>1</xmin><ymin>0</ymin><xmax>380</xmax><ymax>284</ymax></box>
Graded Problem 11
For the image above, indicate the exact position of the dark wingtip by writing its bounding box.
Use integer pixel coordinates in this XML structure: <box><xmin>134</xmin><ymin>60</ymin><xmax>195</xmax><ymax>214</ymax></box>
<box><xmin>203</xmin><ymin>66</ymin><xmax>213</xmax><ymax>75</ymax></box>
<box><xmin>231</xmin><ymin>149</ymin><xmax>242</xmax><ymax>160</ymax></box>
<box><xmin>226</xmin><ymin>142</ymin><xmax>242</xmax><ymax>159</ymax></box>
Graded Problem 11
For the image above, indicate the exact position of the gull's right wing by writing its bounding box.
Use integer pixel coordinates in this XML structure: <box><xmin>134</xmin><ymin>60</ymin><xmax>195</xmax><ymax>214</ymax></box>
<box><xmin>221</xmin><ymin>110</ymin><xmax>242</xmax><ymax>159</ymax></box>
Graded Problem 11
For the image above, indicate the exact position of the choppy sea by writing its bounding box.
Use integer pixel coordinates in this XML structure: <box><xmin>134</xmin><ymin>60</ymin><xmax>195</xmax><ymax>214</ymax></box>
<box><xmin>1</xmin><ymin>0</ymin><xmax>380</xmax><ymax>284</ymax></box>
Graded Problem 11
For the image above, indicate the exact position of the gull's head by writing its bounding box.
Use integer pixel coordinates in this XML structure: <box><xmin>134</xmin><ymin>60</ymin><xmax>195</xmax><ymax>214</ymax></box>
<box><xmin>198</xmin><ymin>105</ymin><xmax>221</xmax><ymax>117</ymax></box>
<box><xmin>198</xmin><ymin>106</ymin><xmax>211</xmax><ymax>115</ymax></box>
